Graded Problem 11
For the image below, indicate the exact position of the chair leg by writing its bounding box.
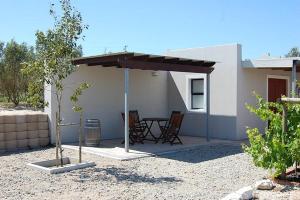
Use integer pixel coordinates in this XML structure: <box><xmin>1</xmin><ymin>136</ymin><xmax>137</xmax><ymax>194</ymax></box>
<box><xmin>170</xmin><ymin>135</ymin><xmax>183</xmax><ymax>145</ymax></box>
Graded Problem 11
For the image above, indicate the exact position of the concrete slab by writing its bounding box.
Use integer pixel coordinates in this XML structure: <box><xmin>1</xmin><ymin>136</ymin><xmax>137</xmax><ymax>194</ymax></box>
<box><xmin>27</xmin><ymin>157</ymin><xmax>96</xmax><ymax>174</ymax></box>
<box><xmin>62</xmin><ymin>136</ymin><xmax>240</xmax><ymax>161</ymax></box>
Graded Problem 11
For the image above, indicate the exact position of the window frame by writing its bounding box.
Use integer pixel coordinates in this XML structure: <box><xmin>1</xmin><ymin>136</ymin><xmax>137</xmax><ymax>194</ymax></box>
<box><xmin>186</xmin><ymin>74</ymin><xmax>207</xmax><ymax>113</ymax></box>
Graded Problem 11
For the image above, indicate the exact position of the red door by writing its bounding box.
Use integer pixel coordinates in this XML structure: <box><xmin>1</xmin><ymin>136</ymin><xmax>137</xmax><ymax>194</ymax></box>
<box><xmin>268</xmin><ymin>78</ymin><xmax>288</xmax><ymax>102</ymax></box>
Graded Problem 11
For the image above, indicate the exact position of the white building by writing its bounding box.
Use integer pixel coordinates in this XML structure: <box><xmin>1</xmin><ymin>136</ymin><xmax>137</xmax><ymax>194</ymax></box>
<box><xmin>45</xmin><ymin>44</ymin><xmax>300</xmax><ymax>144</ymax></box>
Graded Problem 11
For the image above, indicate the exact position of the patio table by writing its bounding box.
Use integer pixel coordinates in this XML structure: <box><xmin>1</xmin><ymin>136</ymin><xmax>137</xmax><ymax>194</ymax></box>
<box><xmin>142</xmin><ymin>117</ymin><xmax>169</xmax><ymax>142</ymax></box>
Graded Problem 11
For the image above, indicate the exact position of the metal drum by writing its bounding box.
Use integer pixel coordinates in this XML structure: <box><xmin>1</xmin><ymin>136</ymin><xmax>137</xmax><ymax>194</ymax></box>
<box><xmin>84</xmin><ymin>119</ymin><xmax>101</xmax><ymax>147</ymax></box>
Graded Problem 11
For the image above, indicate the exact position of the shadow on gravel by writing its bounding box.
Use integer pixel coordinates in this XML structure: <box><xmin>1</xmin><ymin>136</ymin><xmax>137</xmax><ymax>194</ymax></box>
<box><xmin>0</xmin><ymin>146</ymin><xmax>53</xmax><ymax>157</ymax></box>
<box><xmin>158</xmin><ymin>143</ymin><xmax>243</xmax><ymax>163</ymax></box>
<box><xmin>73</xmin><ymin>166</ymin><xmax>183</xmax><ymax>184</ymax></box>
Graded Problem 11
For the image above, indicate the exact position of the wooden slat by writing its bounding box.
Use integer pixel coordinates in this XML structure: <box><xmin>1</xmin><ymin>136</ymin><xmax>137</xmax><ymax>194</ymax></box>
<box><xmin>119</xmin><ymin>59</ymin><xmax>214</xmax><ymax>73</ymax></box>
<box><xmin>87</xmin><ymin>61</ymin><xmax>120</xmax><ymax>67</ymax></box>
<box><xmin>72</xmin><ymin>53</ymin><xmax>134</xmax><ymax>65</ymax></box>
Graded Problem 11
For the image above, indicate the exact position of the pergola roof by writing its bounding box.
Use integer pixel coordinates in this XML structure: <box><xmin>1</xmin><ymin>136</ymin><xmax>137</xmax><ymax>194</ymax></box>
<box><xmin>72</xmin><ymin>52</ymin><xmax>216</xmax><ymax>73</ymax></box>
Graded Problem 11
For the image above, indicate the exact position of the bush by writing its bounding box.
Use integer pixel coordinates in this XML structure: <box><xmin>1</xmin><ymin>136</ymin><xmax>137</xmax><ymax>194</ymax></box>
<box><xmin>243</xmin><ymin>93</ymin><xmax>300</xmax><ymax>178</ymax></box>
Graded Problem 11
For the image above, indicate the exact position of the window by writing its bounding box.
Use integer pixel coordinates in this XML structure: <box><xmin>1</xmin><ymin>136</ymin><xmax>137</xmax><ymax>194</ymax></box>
<box><xmin>186</xmin><ymin>74</ymin><xmax>206</xmax><ymax>112</ymax></box>
<box><xmin>191</xmin><ymin>79</ymin><xmax>204</xmax><ymax>109</ymax></box>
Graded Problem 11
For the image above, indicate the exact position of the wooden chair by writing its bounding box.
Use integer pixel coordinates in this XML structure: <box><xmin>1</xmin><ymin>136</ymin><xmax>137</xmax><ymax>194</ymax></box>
<box><xmin>162</xmin><ymin>113</ymin><xmax>184</xmax><ymax>145</ymax></box>
<box><xmin>156</xmin><ymin>111</ymin><xmax>181</xmax><ymax>142</ymax></box>
<box><xmin>121</xmin><ymin>112</ymin><xmax>145</xmax><ymax>144</ymax></box>
<box><xmin>129</xmin><ymin>110</ymin><xmax>147</xmax><ymax>130</ymax></box>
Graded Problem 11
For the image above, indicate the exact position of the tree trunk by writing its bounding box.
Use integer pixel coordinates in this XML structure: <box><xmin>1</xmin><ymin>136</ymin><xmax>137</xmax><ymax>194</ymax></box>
<box><xmin>79</xmin><ymin>112</ymin><xmax>83</xmax><ymax>163</ymax></box>
<box><xmin>55</xmin><ymin>112</ymin><xmax>59</xmax><ymax>166</ymax></box>
<box><xmin>57</xmin><ymin>100</ymin><xmax>63</xmax><ymax>167</ymax></box>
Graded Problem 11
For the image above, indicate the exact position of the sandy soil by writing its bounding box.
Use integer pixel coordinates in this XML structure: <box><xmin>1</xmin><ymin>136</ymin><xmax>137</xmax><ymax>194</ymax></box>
<box><xmin>0</xmin><ymin>144</ymin><xmax>298</xmax><ymax>200</ymax></box>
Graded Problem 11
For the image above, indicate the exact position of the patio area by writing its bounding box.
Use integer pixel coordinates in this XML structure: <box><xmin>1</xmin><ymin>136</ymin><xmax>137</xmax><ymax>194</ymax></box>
<box><xmin>62</xmin><ymin>136</ymin><xmax>241</xmax><ymax>160</ymax></box>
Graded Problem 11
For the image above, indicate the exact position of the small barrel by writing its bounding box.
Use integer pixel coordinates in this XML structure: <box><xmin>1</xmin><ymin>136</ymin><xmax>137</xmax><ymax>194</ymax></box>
<box><xmin>84</xmin><ymin>119</ymin><xmax>101</xmax><ymax>147</ymax></box>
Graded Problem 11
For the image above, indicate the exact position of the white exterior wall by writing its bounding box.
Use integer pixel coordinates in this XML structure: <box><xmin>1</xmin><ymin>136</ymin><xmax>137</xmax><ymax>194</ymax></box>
<box><xmin>236</xmin><ymin>68</ymin><xmax>299</xmax><ymax>139</ymax></box>
<box><xmin>44</xmin><ymin>44</ymin><xmax>299</xmax><ymax>142</ymax></box>
<box><xmin>164</xmin><ymin>44</ymin><xmax>240</xmax><ymax>139</ymax></box>
<box><xmin>45</xmin><ymin>66</ymin><xmax>168</xmax><ymax>143</ymax></box>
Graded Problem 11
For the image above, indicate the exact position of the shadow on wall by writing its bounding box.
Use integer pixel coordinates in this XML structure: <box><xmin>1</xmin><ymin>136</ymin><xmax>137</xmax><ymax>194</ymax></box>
<box><xmin>168</xmin><ymin>73</ymin><xmax>238</xmax><ymax>140</ymax></box>
<box><xmin>73</xmin><ymin>166</ymin><xmax>183</xmax><ymax>184</ymax></box>
<box><xmin>159</xmin><ymin>143</ymin><xmax>243</xmax><ymax>164</ymax></box>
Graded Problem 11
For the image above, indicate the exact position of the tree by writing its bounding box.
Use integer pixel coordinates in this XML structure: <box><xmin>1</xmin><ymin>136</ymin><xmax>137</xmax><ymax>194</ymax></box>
<box><xmin>70</xmin><ymin>82</ymin><xmax>90</xmax><ymax>163</ymax></box>
<box><xmin>285</xmin><ymin>47</ymin><xmax>300</xmax><ymax>57</ymax></box>
<box><xmin>23</xmin><ymin>0</ymin><xmax>88</xmax><ymax>166</ymax></box>
<box><xmin>0</xmin><ymin>40</ymin><xmax>34</xmax><ymax>106</ymax></box>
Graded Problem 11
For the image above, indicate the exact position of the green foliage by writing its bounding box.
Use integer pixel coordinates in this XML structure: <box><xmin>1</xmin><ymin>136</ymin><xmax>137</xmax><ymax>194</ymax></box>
<box><xmin>286</xmin><ymin>47</ymin><xmax>300</xmax><ymax>57</ymax></box>
<box><xmin>70</xmin><ymin>82</ymin><xmax>90</xmax><ymax>113</ymax></box>
<box><xmin>244</xmin><ymin>93</ymin><xmax>300</xmax><ymax>177</ymax></box>
<box><xmin>0</xmin><ymin>40</ymin><xmax>34</xmax><ymax>106</ymax></box>
<box><xmin>23</xmin><ymin>0</ymin><xmax>87</xmax><ymax>109</ymax></box>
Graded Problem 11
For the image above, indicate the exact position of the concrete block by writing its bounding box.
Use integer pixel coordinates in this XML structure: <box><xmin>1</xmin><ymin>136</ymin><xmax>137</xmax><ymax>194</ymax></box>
<box><xmin>39</xmin><ymin>137</ymin><xmax>49</xmax><ymax>147</ymax></box>
<box><xmin>38</xmin><ymin>130</ymin><xmax>49</xmax><ymax>138</ymax></box>
<box><xmin>27</xmin><ymin>131</ymin><xmax>38</xmax><ymax>139</ymax></box>
<box><xmin>16</xmin><ymin>123</ymin><xmax>27</xmax><ymax>132</ymax></box>
<box><xmin>16</xmin><ymin>115</ymin><xmax>26</xmax><ymax>123</ymax></box>
<box><xmin>5</xmin><ymin>132</ymin><xmax>16</xmax><ymax>141</ymax></box>
<box><xmin>0</xmin><ymin>115</ymin><xmax>3</xmax><ymax>124</ymax></box>
<box><xmin>28</xmin><ymin>138</ymin><xmax>39</xmax><ymax>148</ymax></box>
<box><xmin>26</xmin><ymin>114</ymin><xmax>38</xmax><ymax>123</ymax></box>
<box><xmin>27</xmin><ymin>123</ymin><xmax>38</xmax><ymax>131</ymax></box>
<box><xmin>17</xmin><ymin>139</ymin><xmax>28</xmax><ymax>148</ymax></box>
<box><xmin>16</xmin><ymin>131</ymin><xmax>27</xmax><ymax>140</ymax></box>
<box><xmin>5</xmin><ymin>124</ymin><xmax>16</xmax><ymax>132</ymax></box>
<box><xmin>0</xmin><ymin>141</ymin><xmax>5</xmax><ymax>150</ymax></box>
<box><xmin>38</xmin><ymin>114</ymin><xmax>48</xmax><ymax>122</ymax></box>
<box><xmin>38</xmin><ymin>122</ymin><xmax>49</xmax><ymax>130</ymax></box>
<box><xmin>4</xmin><ymin>115</ymin><xmax>16</xmax><ymax>124</ymax></box>
<box><xmin>0</xmin><ymin>132</ymin><xmax>4</xmax><ymax>141</ymax></box>
<box><xmin>0</xmin><ymin>124</ymin><xmax>4</xmax><ymax>132</ymax></box>
<box><xmin>5</xmin><ymin>140</ymin><xmax>17</xmax><ymax>151</ymax></box>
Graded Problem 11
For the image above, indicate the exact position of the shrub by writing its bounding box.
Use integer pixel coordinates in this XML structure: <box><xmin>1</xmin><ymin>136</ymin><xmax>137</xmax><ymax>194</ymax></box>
<box><xmin>243</xmin><ymin>93</ymin><xmax>300</xmax><ymax>178</ymax></box>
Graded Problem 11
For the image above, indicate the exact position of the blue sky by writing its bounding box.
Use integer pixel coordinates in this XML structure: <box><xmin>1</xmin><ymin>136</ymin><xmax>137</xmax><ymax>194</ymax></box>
<box><xmin>1</xmin><ymin>0</ymin><xmax>299</xmax><ymax>59</ymax></box>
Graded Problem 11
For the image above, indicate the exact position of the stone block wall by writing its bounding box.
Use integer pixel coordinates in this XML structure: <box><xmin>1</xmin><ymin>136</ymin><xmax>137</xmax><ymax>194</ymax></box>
<box><xmin>0</xmin><ymin>113</ymin><xmax>49</xmax><ymax>152</ymax></box>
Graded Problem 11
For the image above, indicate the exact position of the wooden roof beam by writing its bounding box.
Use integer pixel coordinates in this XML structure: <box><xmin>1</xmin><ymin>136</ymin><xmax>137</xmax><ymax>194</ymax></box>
<box><xmin>119</xmin><ymin>59</ymin><xmax>214</xmax><ymax>73</ymax></box>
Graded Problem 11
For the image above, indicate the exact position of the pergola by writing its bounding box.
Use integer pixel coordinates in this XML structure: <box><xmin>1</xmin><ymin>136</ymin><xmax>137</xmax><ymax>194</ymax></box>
<box><xmin>72</xmin><ymin>52</ymin><xmax>216</xmax><ymax>152</ymax></box>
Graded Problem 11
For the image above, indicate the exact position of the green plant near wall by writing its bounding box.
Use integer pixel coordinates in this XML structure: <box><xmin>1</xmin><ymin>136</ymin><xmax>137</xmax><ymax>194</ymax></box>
<box><xmin>70</xmin><ymin>82</ymin><xmax>90</xmax><ymax>163</ymax></box>
<box><xmin>244</xmin><ymin>92</ymin><xmax>300</xmax><ymax>178</ymax></box>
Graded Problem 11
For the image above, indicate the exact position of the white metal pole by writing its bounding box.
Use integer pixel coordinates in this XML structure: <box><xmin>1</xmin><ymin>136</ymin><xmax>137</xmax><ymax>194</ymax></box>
<box><xmin>206</xmin><ymin>73</ymin><xmax>210</xmax><ymax>142</ymax></box>
<box><xmin>124</xmin><ymin>68</ymin><xmax>129</xmax><ymax>152</ymax></box>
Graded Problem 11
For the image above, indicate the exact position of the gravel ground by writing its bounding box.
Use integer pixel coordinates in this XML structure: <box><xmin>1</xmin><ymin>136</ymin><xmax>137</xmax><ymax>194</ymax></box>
<box><xmin>0</xmin><ymin>143</ymin><xmax>298</xmax><ymax>200</ymax></box>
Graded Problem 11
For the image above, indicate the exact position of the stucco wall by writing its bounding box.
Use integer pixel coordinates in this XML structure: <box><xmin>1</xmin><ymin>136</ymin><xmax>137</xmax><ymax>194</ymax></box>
<box><xmin>236</xmin><ymin>67</ymin><xmax>300</xmax><ymax>140</ymax></box>
<box><xmin>164</xmin><ymin>44</ymin><xmax>240</xmax><ymax>139</ymax></box>
<box><xmin>45</xmin><ymin>66</ymin><xmax>168</xmax><ymax>143</ymax></box>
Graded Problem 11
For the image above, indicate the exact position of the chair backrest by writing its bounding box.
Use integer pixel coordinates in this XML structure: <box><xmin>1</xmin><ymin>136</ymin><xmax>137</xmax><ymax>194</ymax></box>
<box><xmin>169</xmin><ymin>113</ymin><xmax>184</xmax><ymax>130</ymax></box>
<box><xmin>121</xmin><ymin>112</ymin><xmax>135</xmax><ymax>128</ymax></box>
<box><xmin>168</xmin><ymin>111</ymin><xmax>181</xmax><ymax>126</ymax></box>
<box><xmin>129</xmin><ymin>110</ymin><xmax>140</xmax><ymax>123</ymax></box>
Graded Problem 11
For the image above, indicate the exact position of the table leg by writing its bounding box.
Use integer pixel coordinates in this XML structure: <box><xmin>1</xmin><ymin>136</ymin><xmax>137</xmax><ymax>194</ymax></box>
<box><xmin>155</xmin><ymin>121</ymin><xmax>167</xmax><ymax>143</ymax></box>
<box><xmin>143</xmin><ymin>120</ymin><xmax>157</xmax><ymax>141</ymax></box>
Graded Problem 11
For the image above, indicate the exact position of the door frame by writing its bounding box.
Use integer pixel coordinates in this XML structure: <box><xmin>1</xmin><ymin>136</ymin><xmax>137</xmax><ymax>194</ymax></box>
<box><xmin>266</xmin><ymin>75</ymin><xmax>290</xmax><ymax>102</ymax></box>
